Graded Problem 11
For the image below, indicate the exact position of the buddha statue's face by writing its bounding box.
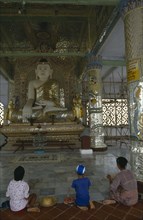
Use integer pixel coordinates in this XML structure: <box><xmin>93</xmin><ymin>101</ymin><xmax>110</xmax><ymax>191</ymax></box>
<box><xmin>35</xmin><ymin>63</ymin><xmax>53</xmax><ymax>82</ymax></box>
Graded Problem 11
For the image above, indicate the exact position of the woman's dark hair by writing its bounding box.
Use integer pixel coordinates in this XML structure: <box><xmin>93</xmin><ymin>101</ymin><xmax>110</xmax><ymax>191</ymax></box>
<box><xmin>116</xmin><ymin>157</ymin><xmax>128</xmax><ymax>169</ymax></box>
<box><xmin>14</xmin><ymin>166</ymin><xmax>25</xmax><ymax>181</ymax></box>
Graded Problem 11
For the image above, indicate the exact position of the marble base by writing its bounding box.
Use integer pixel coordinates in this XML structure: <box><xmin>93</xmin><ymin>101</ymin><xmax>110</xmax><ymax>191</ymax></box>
<box><xmin>91</xmin><ymin>143</ymin><xmax>107</xmax><ymax>152</ymax></box>
<box><xmin>79</xmin><ymin>149</ymin><xmax>93</xmax><ymax>155</ymax></box>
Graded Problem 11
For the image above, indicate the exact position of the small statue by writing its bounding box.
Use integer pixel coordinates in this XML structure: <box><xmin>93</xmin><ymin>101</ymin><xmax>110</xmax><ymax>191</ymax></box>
<box><xmin>5</xmin><ymin>100</ymin><xmax>15</xmax><ymax>122</ymax></box>
<box><xmin>89</xmin><ymin>76</ymin><xmax>99</xmax><ymax>96</ymax></box>
<box><xmin>72</xmin><ymin>94</ymin><xmax>82</xmax><ymax>121</ymax></box>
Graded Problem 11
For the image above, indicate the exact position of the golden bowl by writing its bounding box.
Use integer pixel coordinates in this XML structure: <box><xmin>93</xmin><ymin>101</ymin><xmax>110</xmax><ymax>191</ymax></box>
<box><xmin>40</xmin><ymin>196</ymin><xmax>57</xmax><ymax>207</ymax></box>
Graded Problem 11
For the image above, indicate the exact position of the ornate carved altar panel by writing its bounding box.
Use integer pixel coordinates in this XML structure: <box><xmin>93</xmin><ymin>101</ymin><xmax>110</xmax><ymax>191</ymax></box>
<box><xmin>0</xmin><ymin>122</ymin><xmax>84</xmax><ymax>150</ymax></box>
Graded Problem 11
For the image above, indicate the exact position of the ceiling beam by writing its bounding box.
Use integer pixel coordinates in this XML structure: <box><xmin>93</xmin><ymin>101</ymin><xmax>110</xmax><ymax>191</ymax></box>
<box><xmin>92</xmin><ymin>5</ymin><xmax>120</xmax><ymax>54</ymax></box>
<box><xmin>0</xmin><ymin>7</ymin><xmax>95</xmax><ymax>18</ymax></box>
<box><xmin>0</xmin><ymin>15</ymin><xmax>88</xmax><ymax>22</ymax></box>
<box><xmin>102</xmin><ymin>60</ymin><xmax>125</xmax><ymax>67</ymax></box>
<box><xmin>0</xmin><ymin>0</ymin><xmax>120</xmax><ymax>6</ymax></box>
<box><xmin>0</xmin><ymin>51</ymin><xmax>85</xmax><ymax>58</ymax></box>
<box><xmin>0</xmin><ymin>51</ymin><xmax>125</xmax><ymax>66</ymax></box>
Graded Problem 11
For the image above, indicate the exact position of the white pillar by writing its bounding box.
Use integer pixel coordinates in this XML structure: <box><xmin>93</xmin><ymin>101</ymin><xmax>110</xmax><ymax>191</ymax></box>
<box><xmin>122</xmin><ymin>0</ymin><xmax>143</xmax><ymax>181</ymax></box>
<box><xmin>85</xmin><ymin>52</ymin><xmax>107</xmax><ymax>151</ymax></box>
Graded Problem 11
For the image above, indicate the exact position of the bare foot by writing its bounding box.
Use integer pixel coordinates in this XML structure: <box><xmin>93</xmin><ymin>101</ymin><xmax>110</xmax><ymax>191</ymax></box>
<box><xmin>102</xmin><ymin>200</ymin><xmax>116</xmax><ymax>205</ymax></box>
<box><xmin>27</xmin><ymin>207</ymin><xmax>40</xmax><ymax>212</ymax></box>
<box><xmin>90</xmin><ymin>201</ymin><xmax>95</xmax><ymax>209</ymax></box>
<box><xmin>77</xmin><ymin>206</ymin><xmax>88</xmax><ymax>211</ymax></box>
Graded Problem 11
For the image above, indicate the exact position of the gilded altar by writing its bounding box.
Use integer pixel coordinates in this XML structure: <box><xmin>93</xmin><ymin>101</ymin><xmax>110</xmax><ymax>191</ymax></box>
<box><xmin>1</xmin><ymin>122</ymin><xmax>84</xmax><ymax>150</ymax></box>
<box><xmin>1</xmin><ymin>59</ymin><xmax>85</xmax><ymax>151</ymax></box>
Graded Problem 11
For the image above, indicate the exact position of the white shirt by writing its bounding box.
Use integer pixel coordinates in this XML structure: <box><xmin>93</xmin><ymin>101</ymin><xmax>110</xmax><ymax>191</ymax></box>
<box><xmin>6</xmin><ymin>179</ymin><xmax>29</xmax><ymax>211</ymax></box>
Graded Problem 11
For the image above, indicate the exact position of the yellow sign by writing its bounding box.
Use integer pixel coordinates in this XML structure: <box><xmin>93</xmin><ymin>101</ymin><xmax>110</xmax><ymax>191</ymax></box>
<box><xmin>127</xmin><ymin>59</ymin><xmax>140</xmax><ymax>82</ymax></box>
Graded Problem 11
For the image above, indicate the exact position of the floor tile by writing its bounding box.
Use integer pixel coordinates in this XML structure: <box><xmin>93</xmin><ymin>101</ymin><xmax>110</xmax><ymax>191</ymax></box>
<box><xmin>0</xmin><ymin>146</ymin><xmax>143</xmax><ymax>220</ymax></box>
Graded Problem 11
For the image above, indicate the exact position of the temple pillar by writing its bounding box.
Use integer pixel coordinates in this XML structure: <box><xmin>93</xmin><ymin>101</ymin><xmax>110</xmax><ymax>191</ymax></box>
<box><xmin>122</xmin><ymin>0</ymin><xmax>143</xmax><ymax>180</ymax></box>
<box><xmin>85</xmin><ymin>52</ymin><xmax>107</xmax><ymax>151</ymax></box>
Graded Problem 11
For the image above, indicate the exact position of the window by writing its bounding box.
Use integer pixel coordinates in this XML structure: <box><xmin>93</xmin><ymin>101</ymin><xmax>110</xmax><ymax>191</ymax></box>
<box><xmin>86</xmin><ymin>98</ymin><xmax>129</xmax><ymax>127</ymax></box>
<box><xmin>102</xmin><ymin>99</ymin><xmax>128</xmax><ymax>126</ymax></box>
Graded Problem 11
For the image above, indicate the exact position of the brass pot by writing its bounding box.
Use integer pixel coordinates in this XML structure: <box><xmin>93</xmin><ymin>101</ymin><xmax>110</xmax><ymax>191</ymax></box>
<box><xmin>40</xmin><ymin>196</ymin><xmax>57</xmax><ymax>207</ymax></box>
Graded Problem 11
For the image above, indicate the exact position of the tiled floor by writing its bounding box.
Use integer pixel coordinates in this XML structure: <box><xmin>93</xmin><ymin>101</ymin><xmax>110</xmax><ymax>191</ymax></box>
<box><xmin>0</xmin><ymin>143</ymin><xmax>143</xmax><ymax>219</ymax></box>
<box><xmin>0</xmin><ymin>200</ymin><xmax>143</xmax><ymax>220</ymax></box>
<box><xmin>0</xmin><ymin>144</ymin><xmax>130</xmax><ymax>204</ymax></box>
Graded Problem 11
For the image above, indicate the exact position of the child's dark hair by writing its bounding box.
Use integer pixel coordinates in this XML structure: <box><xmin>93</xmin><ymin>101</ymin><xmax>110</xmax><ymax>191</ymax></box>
<box><xmin>14</xmin><ymin>166</ymin><xmax>25</xmax><ymax>181</ymax></box>
<box><xmin>116</xmin><ymin>157</ymin><xmax>128</xmax><ymax>169</ymax></box>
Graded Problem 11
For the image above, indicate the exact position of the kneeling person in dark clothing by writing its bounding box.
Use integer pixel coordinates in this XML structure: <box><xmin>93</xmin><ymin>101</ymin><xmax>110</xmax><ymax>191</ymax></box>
<box><xmin>71</xmin><ymin>164</ymin><xmax>94</xmax><ymax>210</ymax></box>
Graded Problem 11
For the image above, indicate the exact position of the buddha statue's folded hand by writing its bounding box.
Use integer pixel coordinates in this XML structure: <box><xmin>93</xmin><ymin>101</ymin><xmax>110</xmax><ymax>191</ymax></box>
<box><xmin>43</xmin><ymin>101</ymin><xmax>67</xmax><ymax>115</ymax></box>
<box><xmin>35</xmin><ymin>100</ymin><xmax>55</xmax><ymax>106</ymax></box>
<box><xmin>22</xmin><ymin>99</ymin><xmax>34</xmax><ymax>120</ymax></box>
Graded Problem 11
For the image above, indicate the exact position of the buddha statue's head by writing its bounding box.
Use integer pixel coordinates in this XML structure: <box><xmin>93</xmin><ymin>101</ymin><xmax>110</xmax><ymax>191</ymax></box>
<box><xmin>35</xmin><ymin>58</ymin><xmax>53</xmax><ymax>82</ymax></box>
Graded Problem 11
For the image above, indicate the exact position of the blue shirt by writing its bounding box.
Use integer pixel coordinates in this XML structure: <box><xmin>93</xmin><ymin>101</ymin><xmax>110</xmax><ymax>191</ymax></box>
<box><xmin>71</xmin><ymin>177</ymin><xmax>91</xmax><ymax>206</ymax></box>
